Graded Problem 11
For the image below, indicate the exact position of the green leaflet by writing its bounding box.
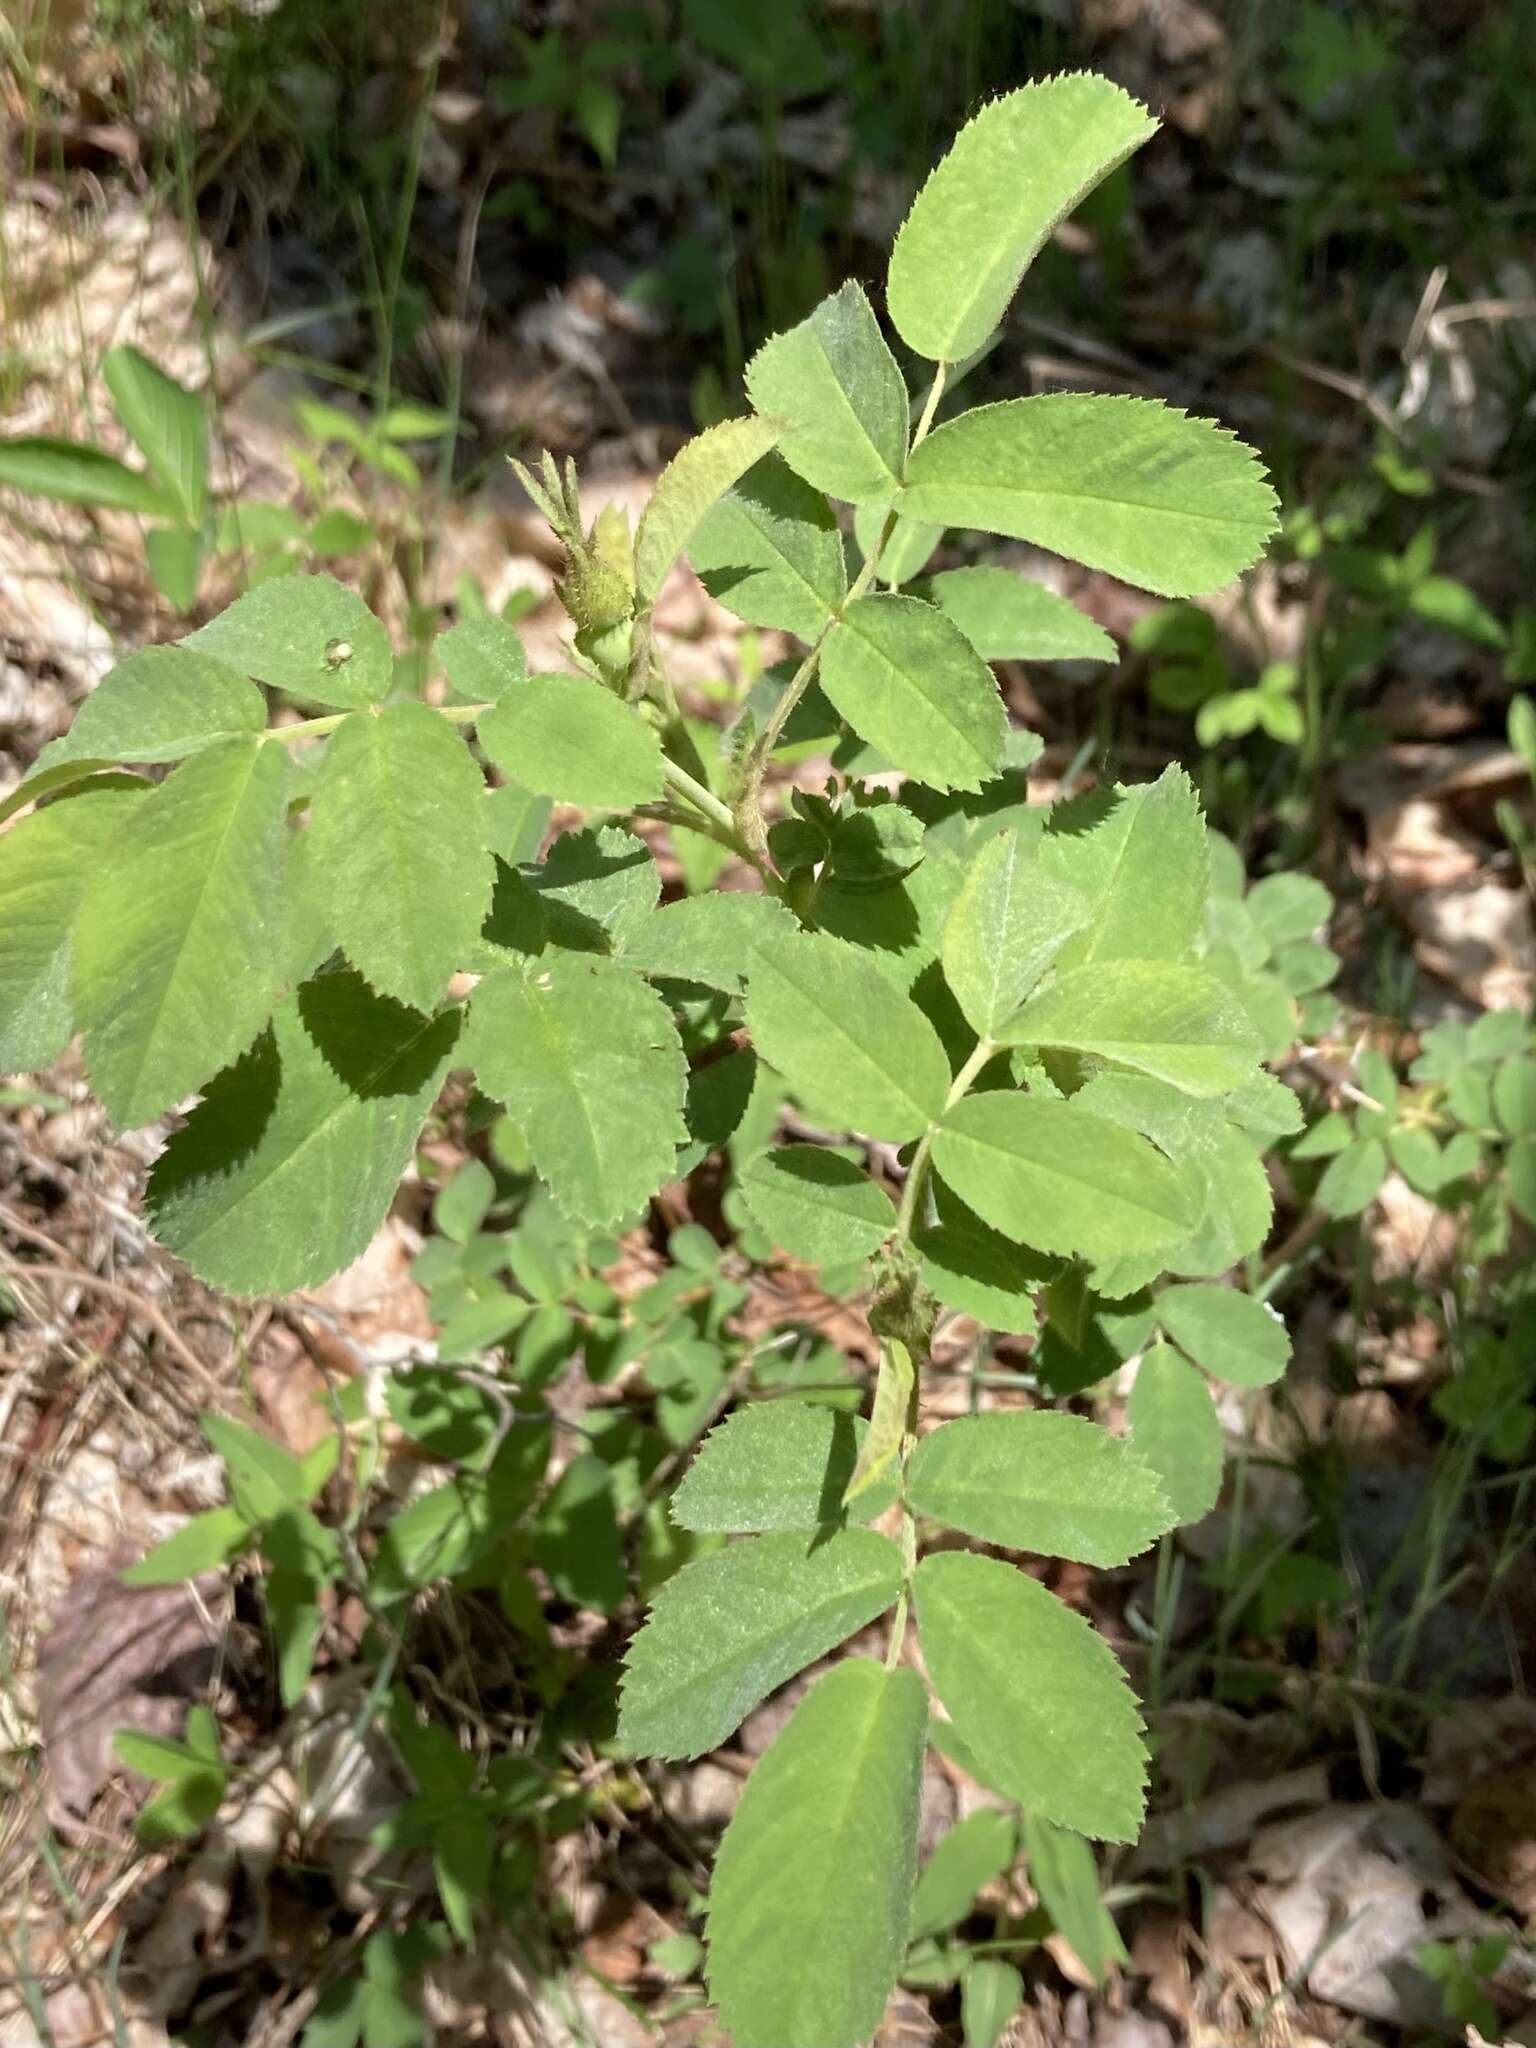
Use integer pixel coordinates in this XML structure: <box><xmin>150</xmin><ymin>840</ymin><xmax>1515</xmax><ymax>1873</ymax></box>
<box><xmin>673</xmin><ymin>1403</ymin><xmax>899</xmax><ymax>1533</ymax></box>
<box><xmin>618</xmin><ymin>1527</ymin><xmax>903</xmax><ymax>1759</ymax></box>
<box><xmin>146</xmin><ymin>970</ymin><xmax>461</xmax><ymax>1294</ymax></box>
<box><xmin>0</xmin><ymin>756</ymin><xmax>120</xmax><ymax>829</ymax></box>
<box><xmin>1126</xmin><ymin>1343</ymin><xmax>1223</xmax><ymax>1525</ymax></box>
<box><xmin>73</xmin><ymin>738</ymin><xmax>291</xmax><ymax>1129</ymax></box>
<box><xmin>185</xmin><ymin>572</ymin><xmax>394</xmax><ymax>709</ymax></box>
<box><xmin>902</xmin><ymin>397</ymin><xmax>1278</xmax><ymax>599</ymax></box>
<box><xmin>942</xmin><ymin>826</ymin><xmax>1089</xmax><ymax>1037</ymax></box>
<box><xmin>921</xmin><ymin>566</ymin><xmax>1116</xmax><ymax>663</ymax></box>
<box><xmin>963</xmin><ymin>1960</ymin><xmax>1024</xmax><ymax>2048</ymax></box>
<box><xmin>843</xmin><ymin>1338</ymin><xmax>914</xmax><ymax>1506</ymax></box>
<box><xmin>463</xmin><ymin>955</ymin><xmax>686</xmax><ymax>1228</ymax></box>
<box><xmin>1245</xmin><ymin>871</ymin><xmax>1333</xmax><ymax>947</ymax></box>
<box><xmin>914</xmin><ymin>1211</ymin><xmax>1047</xmax><ymax>1335</ymax></box>
<box><xmin>308</xmin><ymin>703</ymin><xmax>493</xmax><ymax>1012</ymax></box>
<box><xmin>932</xmin><ymin>1094</ymin><xmax>1197</xmax><ymax>1266</ymax></box>
<box><xmin>737</xmin><ymin>1145</ymin><xmax>896</xmax><ymax>1265</ymax></box>
<box><xmin>1075</xmin><ymin>1072</ymin><xmax>1271</xmax><ymax>1293</ymax></box>
<box><xmin>530</xmin><ymin>822</ymin><xmax>658</xmax><ymax>949</ymax></box>
<box><xmin>1022</xmin><ymin>1816</ymin><xmax>1127</xmax><ymax>1985</ymax></box>
<box><xmin>908</xmin><ymin>1411</ymin><xmax>1174</xmax><ymax>1565</ymax></box>
<box><xmin>0</xmin><ymin>436</ymin><xmax>176</xmax><ymax>518</ymax></box>
<box><xmin>436</xmin><ymin>616</ymin><xmax>526</xmax><ymax>701</ymax></box>
<box><xmin>1004</xmin><ymin>960</ymin><xmax>1261</xmax><ymax>1098</ymax></box>
<box><xmin>0</xmin><ymin>781</ymin><xmax>144</xmax><ymax>1071</ymax></box>
<box><xmin>910</xmin><ymin>1809</ymin><xmax>1019</xmax><ymax>1941</ymax></box>
<box><xmin>707</xmin><ymin>1661</ymin><xmax>926</xmax><ymax>2048</ymax></box>
<box><xmin>746</xmin><ymin>930</ymin><xmax>951</xmax><ymax>1143</ymax></box>
<box><xmin>31</xmin><ymin>647</ymin><xmax>265</xmax><ymax>770</ymax></box>
<box><xmin>745</xmin><ymin>282</ymin><xmax>908</xmax><ymax>504</ymax></box>
<box><xmin>103</xmin><ymin>344</ymin><xmax>207</xmax><ymax>525</ymax></box>
<box><xmin>1040</xmin><ymin>767</ymin><xmax>1210</xmax><ymax>971</ymax></box>
<box><xmin>916</xmin><ymin>1551</ymin><xmax>1147</xmax><ymax>1842</ymax></box>
<box><xmin>619</xmin><ymin>888</ymin><xmax>795</xmax><ymax>993</ymax></box>
<box><xmin>820</xmin><ymin>594</ymin><xmax>1007</xmax><ymax>793</ymax></box>
<box><xmin>634</xmin><ymin>414</ymin><xmax>783</xmax><ymax>602</ymax></box>
<box><xmin>1315</xmin><ymin>1135</ymin><xmax>1387</xmax><ymax>1217</ymax></box>
<box><xmin>475</xmin><ymin>672</ymin><xmax>664</xmax><ymax>809</ymax></box>
<box><xmin>887</xmin><ymin>74</ymin><xmax>1157</xmax><ymax>364</ymax></box>
<box><xmin>687</xmin><ymin>454</ymin><xmax>848</xmax><ymax>641</ymax></box>
<box><xmin>1158</xmin><ymin>1282</ymin><xmax>1290</xmax><ymax>1388</ymax></box>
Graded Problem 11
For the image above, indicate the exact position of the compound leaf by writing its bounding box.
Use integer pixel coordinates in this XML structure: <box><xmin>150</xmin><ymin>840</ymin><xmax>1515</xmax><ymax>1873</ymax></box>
<box><xmin>634</xmin><ymin>415</ymin><xmax>783</xmax><ymax>602</ymax></box>
<box><xmin>932</xmin><ymin>1094</ymin><xmax>1197</xmax><ymax>1265</ymax></box>
<box><xmin>908</xmin><ymin>1411</ymin><xmax>1174</xmax><ymax>1565</ymax></box>
<box><xmin>308</xmin><ymin>703</ymin><xmax>493</xmax><ymax>1011</ymax></box>
<box><xmin>0</xmin><ymin>781</ymin><xmax>145</xmax><ymax>1071</ymax></box>
<box><xmin>942</xmin><ymin>827</ymin><xmax>1088</xmax><ymax>1037</ymax></box>
<box><xmin>745</xmin><ymin>282</ymin><xmax>908</xmax><ymax>504</ymax></box>
<box><xmin>688</xmin><ymin>454</ymin><xmax>847</xmax><ymax>640</ymax></box>
<box><xmin>476</xmin><ymin>673</ymin><xmax>663</xmax><ymax>809</ymax></box>
<box><xmin>618</xmin><ymin>1527</ymin><xmax>903</xmax><ymax>1759</ymax></box>
<box><xmin>1158</xmin><ymin>1282</ymin><xmax>1290</xmax><ymax>1388</ymax></box>
<box><xmin>1125</xmin><ymin>1343</ymin><xmax>1222</xmax><ymax>1525</ymax></box>
<box><xmin>887</xmin><ymin>74</ymin><xmax>1157</xmax><ymax>364</ymax></box>
<box><xmin>32</xmin><ymin>647</ymin><xmax>265</xmax><ymax>771</ymax></box>
<box><xmin>146</xmin><ymin>970</ymin><xmax>461</xmax><ymax>1294</ymax></box>
<box><xmin>73</xmin><ymin>737</ymin><xmax>291</xmax><ymax>1129</ymax></box>
<box><xmin>746</xmin><ymin>930</ymin><xmax>951</xmax><ymax>1142</ymax></box>
<box><xmin>737</xmin><ymin>1145</ymin><xmax>896</xmax><ymax>1265</ymax></box>
<box><xmin>673</xmin><ymin>1403</ymin><xmax>899</xmax><ymax>1533</ymax></box>
<box><xmin>463</xmin><ymin>955</ymin><xmax>686</xmax><ymax>1228</ymax></box>
<box><xmin>916</xmin><ymin>1550</ymin><xmax>1147</xmax><ymax>1841</ymax></box>
<box><xmin>707</xmin><ymin>1660</ymin><xmax>926</xmax><ymax>2048</ymax></box>
<box><xmin>922</xmin><ymin>565</ymin><xmax>1116</xmax><ymax>662</ymax></box>
<box><xmin>1004</xmin><ymin>960</ymin><xmax>1260</xmax><ymax>1098</ymax></box>
<box><xmin>185</xmin><ymin>573</ymin><xmax>393</xmax><ymax>710</ymax></box>
<box><xmin>902</xmin><ymin>397</ymin><xmax>1278</xmax><ymax>599</ymax></box>
<box><xmin>820</xmin><ymin>594</ymin><xmax>1006</xmax><ymax>793</ymax></box>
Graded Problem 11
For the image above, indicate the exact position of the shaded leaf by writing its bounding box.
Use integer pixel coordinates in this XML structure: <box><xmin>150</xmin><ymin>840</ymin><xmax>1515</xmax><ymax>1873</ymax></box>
<box><xmin>308</xmin><ymin>704</ymin><xmax>493</xmax><ymax>1011</ymax></box>
<box><xmin>1126</xmin><ymin>1344</ymin><xmax>1222</xmax><ymax>1525</ymax></box>
<box><xmin>147</xmin><ymin>971</ymin><xmax>461</xmax><ymax>1294</ymax></box>
<box><xmin>688</xmin><ymin>454</ymin><xmax>847</xmax><ymax>640</ymax></box>
<box><xmin>635</xmin><ymin>415</ymin><xmax>783</xmax><ymax>602</ymax></box>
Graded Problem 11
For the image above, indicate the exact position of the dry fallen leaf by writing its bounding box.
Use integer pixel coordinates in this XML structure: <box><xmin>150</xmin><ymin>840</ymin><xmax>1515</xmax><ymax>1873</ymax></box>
<box><xmin>36</xmin><ymin>1548</ymin><xmax>221</xmax><ymax>1829</ymax></box>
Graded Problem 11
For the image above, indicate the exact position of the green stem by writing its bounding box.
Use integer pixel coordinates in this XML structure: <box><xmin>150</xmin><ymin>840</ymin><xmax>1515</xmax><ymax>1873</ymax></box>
<box><xmin>893</xmin><ymin>1032</ymin><xmax>996</xmax><ymax>1244</ymax></box>
<box><xmin>258</xmin><ymin>700</ymin><xmax>488</xmax><ymax>747</ymax></box>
